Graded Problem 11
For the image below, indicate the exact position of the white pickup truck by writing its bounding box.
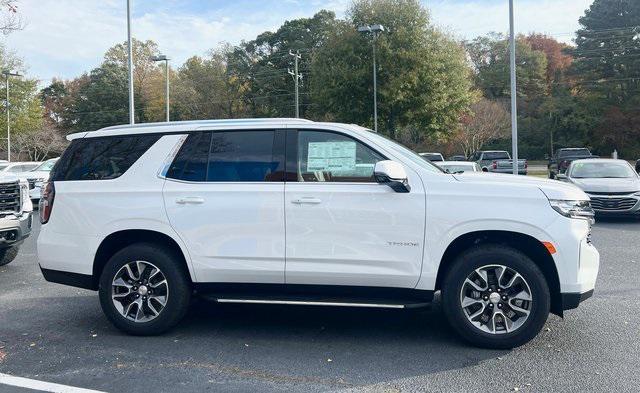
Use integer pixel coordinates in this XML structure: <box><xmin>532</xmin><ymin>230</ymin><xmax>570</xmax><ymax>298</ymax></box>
<box><xmin>471</xmin><ymin>150</ymin><xmax>527</xmax><ymax>175</ymax></box>
<box><xmin>0</xmin><ymin>175</ymin><xmax>32</xmax><ymax>266</ymax></box>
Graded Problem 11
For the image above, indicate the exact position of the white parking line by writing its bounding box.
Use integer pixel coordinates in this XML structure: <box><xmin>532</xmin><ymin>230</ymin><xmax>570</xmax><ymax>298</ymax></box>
<box><xmin>0</xmin><ymin>373</ymin><xmax>106</xmax><ymax>393</ymax></box>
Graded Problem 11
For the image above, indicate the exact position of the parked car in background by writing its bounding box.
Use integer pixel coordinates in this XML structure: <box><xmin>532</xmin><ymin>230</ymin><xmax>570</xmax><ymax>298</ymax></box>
<box><xmin>548</xmin><ymin>148</ymin><xmax>595</xmax><ymax>179</ymax></box>
<box><xmin>418</xmin><ymin>152</ymin><xmax>444</xmax><ymax>162</ymax></box>
<box><xmin>448</xmin><ymin>155</ymin><xmax>467</xmax><ymax>161</ymax></box>
<box><xmin>38</xmin><ymin>118</ymin><xmax>599</xmax><ymax>349</ymax></box>
<box><xmin>0</xmin><ymin>175</ymin><xmax>33</xmax><ymax>266</ymax></box>
<box><xmin>435</xmin><ymin>161</ymin><xmax>481</xmax><ymax>173</ymax></box>
<box><xmin>470</xmin><ymin>150</ymin><xmax>527</xmax><ymax>175</ymax></box>
<box><xmin>559</xmin><ymin>159</ymin><xmax>640</xmax><ymax>216</ymax></box>
<box><xmin>16</xmin><ymin>158</ymin><xmax>59</xmax><ymax>202</ymax></box>
<box><xmin>0</xmin><ymin>161</ymin><xmax>41</xmax><ymax>176</ymax></box>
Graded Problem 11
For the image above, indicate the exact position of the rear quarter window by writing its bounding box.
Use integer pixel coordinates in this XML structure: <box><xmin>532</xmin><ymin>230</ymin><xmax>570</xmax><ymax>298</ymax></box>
<box><xmin>51</xmin><ymin>134</ymin><xmax>161</xmax><ymax>181</ymax></box>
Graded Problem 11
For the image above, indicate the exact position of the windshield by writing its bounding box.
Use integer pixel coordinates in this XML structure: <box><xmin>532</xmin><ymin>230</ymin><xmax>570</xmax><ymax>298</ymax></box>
<box><xmin>570</xmin><ymin>161</ymin><xmax>636</xmax><ymax>179</ymax></box>
<box><xmin>483</xmin><ymin>152</ymin><xmax>510</xmax><ymax>160</ymax></box>
<box><xmin>359</xmin><ymin>130</ymin><xmax>445</xmax><ymax>173</ymax></box>
<box><xmin>0</xmin><ymin>164</ymin><xmax>8</xmax><ymax>171</ymax></box>
<box><xmin>559</xmin><ymin>148</ymin><xmax>590</xmax><ymax>158</ymax></box>
<box><xmin>440</xmin><ymin>164</ymin><xmax>475</xmax><ymax>173</ymax></box>
<box><xmin>33</xmin><ymin>159</ymin><xmax>58</xmax><ymax>172</ymax></box>
<box><xmin>421</xmin><ymin>153</ymin><xmax>443</xmax><ymax>162</ymax></box>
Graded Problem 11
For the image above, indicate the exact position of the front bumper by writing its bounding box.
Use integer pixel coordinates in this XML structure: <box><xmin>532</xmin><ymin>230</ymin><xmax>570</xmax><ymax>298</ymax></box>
<box><xmin>0</xmin><ymin>212</ymin><xmax>32</xmax><ymax>248</ymax></box>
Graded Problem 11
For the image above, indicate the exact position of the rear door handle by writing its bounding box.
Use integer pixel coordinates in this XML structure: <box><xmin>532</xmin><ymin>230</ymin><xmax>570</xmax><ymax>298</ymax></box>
<box><xmin>175</xmin><ymin>197</ymin><xmax>205</xmax><ymax>205</ymax></box>
<box><xmin>291</xmin><ymin>197</ymin><xmax>322</xmax><ymax>205</ymax></box>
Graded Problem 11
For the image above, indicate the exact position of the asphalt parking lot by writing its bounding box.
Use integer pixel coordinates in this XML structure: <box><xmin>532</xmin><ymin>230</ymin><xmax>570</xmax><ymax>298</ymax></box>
<box><xmin>1</xmin><ymin>218</ymin><xmax>639</xmax><ymax>393</ymax></box>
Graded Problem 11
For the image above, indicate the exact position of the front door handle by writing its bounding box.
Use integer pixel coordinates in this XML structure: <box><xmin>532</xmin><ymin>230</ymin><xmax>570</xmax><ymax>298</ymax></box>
<box><xmin>291</xmin><ymin>197</ymin><xmax>322</xmax><ymax>205</ymax></box>
<box><xmin>175</xmin><ymin>197</ymin><xmax>205</xmax><ymax>205</ymax></box>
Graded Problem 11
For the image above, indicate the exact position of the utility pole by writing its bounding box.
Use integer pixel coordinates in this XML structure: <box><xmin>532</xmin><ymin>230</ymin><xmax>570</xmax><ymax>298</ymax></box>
<box><xmin>288</xmin><ymin>50</ymin><xmax>301</xmax><ymax>118</ymax></box>
<box><xmin>127</xmin><ymin>0</ymin><xmax>135</xmax><ymax>124</ymax></box>
<box><xmin>508</xmin><ymin>0</ymin><xmax>518</xmax><ymax>175</ymax></box>
<box><xmin>2</xmin><ymin>70</ymin><xmax>21</xmax><ymax>162</ymax></box>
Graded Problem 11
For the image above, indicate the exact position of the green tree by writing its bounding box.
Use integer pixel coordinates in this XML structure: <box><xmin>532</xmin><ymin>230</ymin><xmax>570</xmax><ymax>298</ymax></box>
<box><xmin>572</xmin><ymin>0</ymin><xmax>640</xmax><ymax>157</ymax></box>
<box><xmin>310</xmin><ymin>0</ymin><xmax>475</xmax><ymax>141</ymax></box>
<box><xmin>466</xmin><ymin>34</ymin><xmax>548</xmax><ymax>100</ymax></box>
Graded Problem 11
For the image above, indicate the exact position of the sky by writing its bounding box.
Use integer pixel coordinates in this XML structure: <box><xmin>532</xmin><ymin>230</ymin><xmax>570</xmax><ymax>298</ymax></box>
<box><xmin>2</xmin><ymin>0</ymin><xmax>593</xmax><ymax>84</ymax></box>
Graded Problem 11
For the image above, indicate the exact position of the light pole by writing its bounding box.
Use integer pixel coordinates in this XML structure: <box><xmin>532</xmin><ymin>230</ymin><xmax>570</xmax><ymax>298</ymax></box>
<box><xmin>358</xmin><ymin>24</ymin><xmax>385</xmax><ymax>133</ymax></box>
<box><xmin>151</xmin><ymin>55</ymin><xmax>170</xmax><ymax>122</ymax></box>
<box><xmin>508</xmin><ymin>0</ymin><xmax>519</xmax><ymax>175</ymax></box>
<box><xmin>127</xmin><ymin>0</ymin><xmax>135</xmax><ymax>124</ymax></box>
<box><xmin>2</xmin><ymin>70</ymin><xmax>21</xmax><ymax>162</ymax></box>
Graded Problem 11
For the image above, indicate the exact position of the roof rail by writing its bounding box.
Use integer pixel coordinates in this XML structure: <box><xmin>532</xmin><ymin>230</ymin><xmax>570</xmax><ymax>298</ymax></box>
<box><xmin>99</xmin><ymin>118</ymin><xmax>313</xmax><ymax>131</ymax></box>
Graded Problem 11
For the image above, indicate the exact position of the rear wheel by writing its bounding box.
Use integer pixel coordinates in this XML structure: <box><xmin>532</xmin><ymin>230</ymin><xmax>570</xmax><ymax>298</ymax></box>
<box><xmin>99</xmin><ymin>243</ymin><xmax>191</xmax><ymax>335</ymax></box>
<box><xmin>442</xmin><ymin>245</ymin><xmax>550</xmax><ymax>349</ymax></box>
<box><xmin>0</xmin><ymin>246</ymin><xmax>18</xmax><ymax>266</ymax></box>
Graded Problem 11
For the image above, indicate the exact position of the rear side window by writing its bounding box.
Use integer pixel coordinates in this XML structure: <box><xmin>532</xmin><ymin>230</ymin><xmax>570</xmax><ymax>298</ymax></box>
<box><xmin>51</xmin><ymin>134</ymin><xmax>160</xmax><ymax>181</ymax></box>
<box><xmin>167</xmin><ymin>130</ymin><xmax>282</xmax><ymax>182</ymax></box>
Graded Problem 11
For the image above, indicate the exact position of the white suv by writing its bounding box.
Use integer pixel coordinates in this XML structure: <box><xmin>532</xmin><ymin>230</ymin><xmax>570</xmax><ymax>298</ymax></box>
<box><xmin>37</xmin><ymin>119</ymin><xmax>599</xmax><ymax>348</ymax></box>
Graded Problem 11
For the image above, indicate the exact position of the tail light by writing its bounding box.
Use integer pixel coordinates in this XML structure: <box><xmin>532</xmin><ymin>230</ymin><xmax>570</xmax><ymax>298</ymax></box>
<box><xmin>39</xmin><ymin>182</ymin><xmax>55</xmax><ymax>224</ymax></box>
<box><xmin>492</xmin><ymin>161</ymin><xmax>497</xmax><ymax>169</ymax></box>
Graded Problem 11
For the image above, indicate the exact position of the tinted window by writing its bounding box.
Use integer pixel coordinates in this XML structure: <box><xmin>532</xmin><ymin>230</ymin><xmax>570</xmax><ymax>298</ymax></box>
<box><xmin>167</xmin><ymin>131</ymin><xmax>280</xmax><ymax>182</ymax></box>
<box><xmin>483</xmin><ymin>152</ymin><xmax>510</xmax><ymax>160</ymax></box>
<box><xmin>296</xmin><ymin>131</ymin><xmax>384</xmax><ymax>182</ymax></box>
<box><xmin>207</xmin><ymin>131</ymin><xmax>278</xmax><ymax>182</ymax></box>
<box><xmin>52</xmin><ymin>135</ymin><xmax>160</xmax><ymax>181</ymax></box>
<box><xmin>167</xmin><ymin>133</ymin><xmax>211</xmax><ymax>182</ymax></box>
<box><xmin>559</xmin><ymin>149</ymin><xmax>590</xmax><ymax>158</ymax></box>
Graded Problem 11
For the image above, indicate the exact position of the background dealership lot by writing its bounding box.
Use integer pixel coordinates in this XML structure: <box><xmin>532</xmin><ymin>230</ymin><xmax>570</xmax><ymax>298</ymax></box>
<box><xmin>1</xmin><ymin>218</ymin><xmax>638</xmax><ymax>393</ymax></box>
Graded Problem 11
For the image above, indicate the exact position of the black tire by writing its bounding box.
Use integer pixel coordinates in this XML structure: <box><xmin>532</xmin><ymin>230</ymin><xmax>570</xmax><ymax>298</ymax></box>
<box><xmin>99</xmin><ymin>243</ymin><xmax>191</xmax><ymax>335</ymax></box>
<box><xmin>442</xmin><ymin>245</ymin><xmax>550</xmax><ymax>349</ymax></box>
<box><xmin>548</xmin><ymin>171</ymin><xmax>555</xmax><ymax>179</ymax></box>
<box><xmin>0</xmin><ymin>246</ymin><xmax>19</xmax><ymax>267</ymax></box>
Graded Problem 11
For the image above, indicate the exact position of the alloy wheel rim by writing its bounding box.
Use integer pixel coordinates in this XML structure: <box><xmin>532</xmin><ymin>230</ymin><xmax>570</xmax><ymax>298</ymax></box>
<box><xmin>459</xmin><ymin>264</ymin><xmax>533</xmax><ymax>335</ymax></box>
<box><xmin>111</xmin><ymin>261</ymin><xmax>169</xmax><ymax>323</ymax></box>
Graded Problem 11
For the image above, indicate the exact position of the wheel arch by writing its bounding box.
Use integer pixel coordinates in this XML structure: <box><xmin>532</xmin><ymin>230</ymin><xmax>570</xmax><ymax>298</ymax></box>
<box><xmin>435</xmin><ymin>230</ymin><xmax>563</xmax><ymax>316</ymax></box>
<box><xmin>92</xmin><ymin>229</ymin><xmax>194</xmax><ymax>290</ymax></box>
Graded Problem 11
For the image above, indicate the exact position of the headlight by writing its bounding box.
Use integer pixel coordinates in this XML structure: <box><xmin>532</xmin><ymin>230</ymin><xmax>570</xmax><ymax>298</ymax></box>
<box><xmin>634</xmin><ymin>191</ymin><xmax>640</xmax><ymax>197</ymax></box>
<box><xmin>549</xmin><ymin>199</ymin><xmax>595</xmax><ymax>222</ymax></box>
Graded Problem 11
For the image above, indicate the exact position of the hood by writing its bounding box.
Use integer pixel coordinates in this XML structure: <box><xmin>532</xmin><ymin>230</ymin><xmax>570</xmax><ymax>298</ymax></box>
<box><xmin>0</xmin><ymin>174</ymin><xmax>22</xmax><ymax>183</ymax></box>
<box><xmin>453</xmin><ymin>172</ymin><xmax>588</xmax><ymax>200</ymax></box>
<box><xmin>570</xmin><ymin>177</ymin><xmax>640</xmax><ymax>194</ymax></box>
<box><xmin>16</xmin><ymin>170</ymin><xmax>50</xmax><ymax>179</ymax></box>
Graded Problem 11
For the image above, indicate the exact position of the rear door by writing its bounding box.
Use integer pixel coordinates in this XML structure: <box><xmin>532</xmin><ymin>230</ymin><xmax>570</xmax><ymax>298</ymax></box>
<box><xmin>163</xmin><ymin>130</ymin><xmax>286</xmax><ymax>284</ymax></box>
<box><xmin>284</xmin><ymin>129</ymin><xmax>426</xmax><ymax>288</ymax></box>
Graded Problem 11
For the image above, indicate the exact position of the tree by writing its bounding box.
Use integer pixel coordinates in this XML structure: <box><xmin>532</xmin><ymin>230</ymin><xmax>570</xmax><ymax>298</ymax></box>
<box><xmin>311</xmin><ymin>0</ymin><xmax>475</xmax><ymax>140</ymax></box>
<box><xmin>523</xmin><ymin>34</ymin><xmax>573</xmax><ymax>86</ymax></box>
<box><xmin>571</xmin><ymin>0</ymin><xmax>640</xmax><ymax>157</ymax></box>
<box><xmin>451</xmin><ymin>99</ymin><xmax>510</xmax><ymax>158</ymax></box>
<box><xmin>226</xmin><ymin>10</ymin><xmax>337</xmax><ymax>118</ymax></box>
<box><xmin>13</xmin><ymin>121</ymin><xmax>67</xmax><ymax>160</ymax></box>
<box><xmin>103</xmin><ymin>39</ymin><xmax>163</xmax><ymax>122</ymax></box>
<box><xmin>0</xmin><ymin>1</ymin><xmax>22</xmax><ymax>35</ymax></box>
<box><xmin>466</xmin><ymin>33</ymin><xmax>548</xmax><ymax>100</ymax></box>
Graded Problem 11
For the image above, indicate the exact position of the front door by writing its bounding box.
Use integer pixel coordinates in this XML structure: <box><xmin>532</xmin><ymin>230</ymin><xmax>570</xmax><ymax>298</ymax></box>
<box><xmin>163</xmin><ymin>130</ymin><xmax>286</xmax><ymax>283</ymax></box>
<box><xmin>284</xmin><ymin>129</ymin><xmax>426</xmax><ymax>288</ymax></box>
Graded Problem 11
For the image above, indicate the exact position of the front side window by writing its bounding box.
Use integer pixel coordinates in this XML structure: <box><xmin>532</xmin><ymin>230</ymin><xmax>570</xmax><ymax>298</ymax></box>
<box><xmin>51</xmin><ymin>134</ymin><xmax>160</xmax><ymax>181</ymax></box>
<box><xmin>296</xmin><ymin>131</ymin><xmax>384</xmax><ymax>182</ymax></box>
<box><xmin>167</xmin><ymin>130</ymin><xmax>281</xmax><ymax>182</ymax></box>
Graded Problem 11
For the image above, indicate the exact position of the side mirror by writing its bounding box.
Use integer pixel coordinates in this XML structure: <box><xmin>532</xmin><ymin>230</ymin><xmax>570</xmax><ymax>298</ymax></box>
<box><xmin>374</xmin><ymin>160</ymin><xmax>411</xmax><ymax>193</ymax></box>
<box><xmin>556</xmin><ymin>173</ymin><xmax>567</xmax><ymax>181</ymax></box>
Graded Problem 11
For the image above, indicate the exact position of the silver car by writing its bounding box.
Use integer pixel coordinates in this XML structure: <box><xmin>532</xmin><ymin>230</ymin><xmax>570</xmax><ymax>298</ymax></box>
<box><xmin>560</xmin><ymin>159</ymin><xmax>640</xmax><ymax>216</ymax></box>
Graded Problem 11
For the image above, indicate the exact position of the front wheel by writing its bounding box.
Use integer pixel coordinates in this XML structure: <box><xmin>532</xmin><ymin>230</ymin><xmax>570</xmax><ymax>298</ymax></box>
<box><xmin>99</xmin><ymin>243</ymin><xmax>191</xmax><ymax>335</ymax></box>
<box><xmin>0</xmin><ymin>246</ymin><xmax>19</xmax><ymax>266</ymax></box>
<box><xmin>442</xmin><ymin>245</ymin><xmax>550</xmax><ymax>349</ymax></box>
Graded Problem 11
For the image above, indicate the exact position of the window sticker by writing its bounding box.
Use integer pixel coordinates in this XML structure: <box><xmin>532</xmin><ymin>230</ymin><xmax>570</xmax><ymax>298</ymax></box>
<box><xmin>307</xmin><ymin>141</ymin><xmax>356</xmax><ymax>172</ymax></box>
